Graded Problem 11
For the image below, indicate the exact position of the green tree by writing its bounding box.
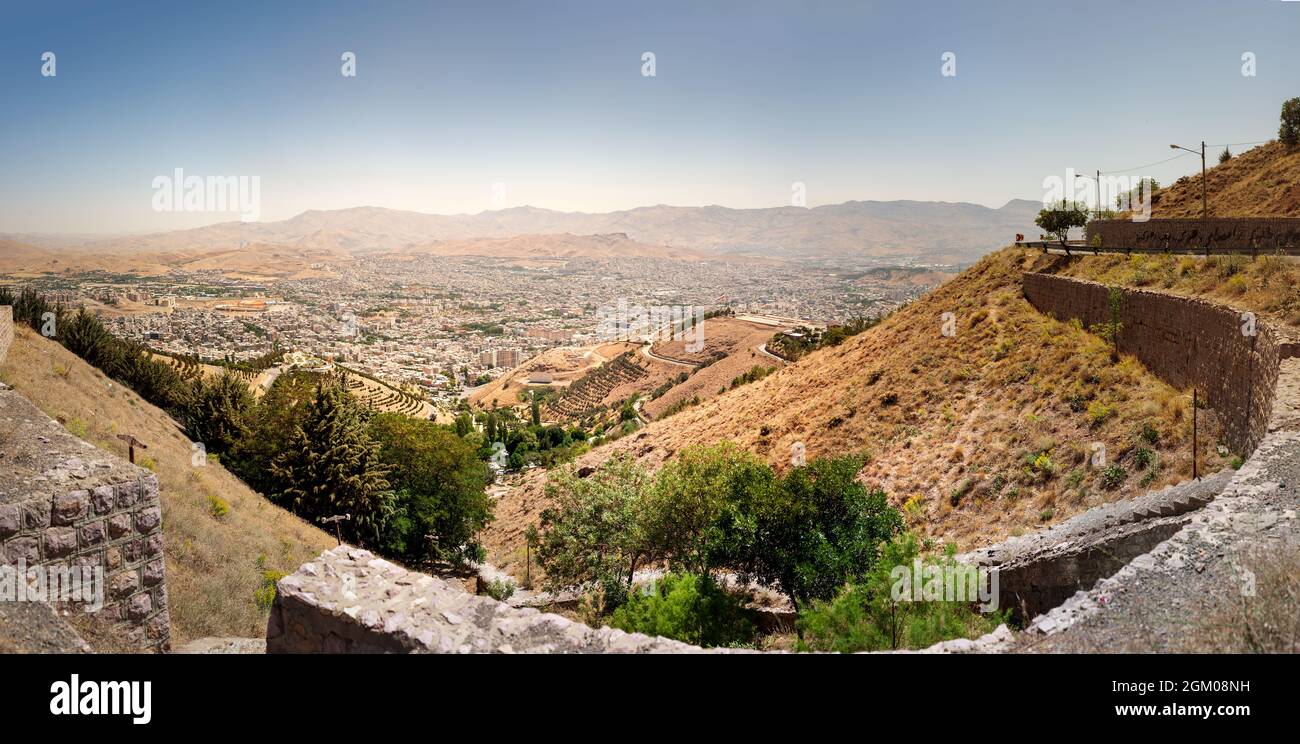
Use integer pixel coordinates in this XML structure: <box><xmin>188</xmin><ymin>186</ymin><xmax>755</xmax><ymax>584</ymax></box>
<box><xmin>229</xmin><ymin>370</ymin><xmax>322</xmax><ymax>493</ymax></box>
<box><xmin>535</xmin><ymin>454</ymin><xmax>654</xmax><ymax>608</ymax></box>
<box><xmin>609</xmin><ymin>572</ymin><xmax>754</xmax><ymax>648</ymax></box>
<box><xmin>1280</xmin><ymin>97</ymin><xmax>1300</xmax><ymax>148</ymax></box>
<box><xmin>368</xmin><ymin>413</ymin><xmax>492</xmax><ymax>564</ymax></box>
<box><xmin>797</xmin><ymin>533</ymin><xmax>1005</xmax><ymax>652</ymax></box>
<box><xmin>742</xmin><ymin>454</ymin><xmax>904</xmax><ymax>606</ymax></box>
<box><xmin>184</xmin><ymin>369</ymin><xmax>254</xmax><ymax>455</ymax></box>
<box><xmin>270</xmin><ymin>381</ymin><xmax>394</xmax><ymax>546</ymax></box>
<box><xmin>1035</xmin><ymin>199</ymin><xmax>1089</xmax><ymax>242</ymax></box>
<box><xmin>643</xmin><ymin>442</ymin><xmax>776</xmax><ymax>577</ymax></box>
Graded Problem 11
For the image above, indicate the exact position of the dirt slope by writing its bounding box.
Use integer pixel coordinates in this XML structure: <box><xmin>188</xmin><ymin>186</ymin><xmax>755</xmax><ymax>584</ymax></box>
<box><xmin>1147</xmin><ymin>140</ymin><xmax>1300</xmax><ymax>218</ymax></box>
<box><xmin>482</xmin><ymin>247</ymin><xmax>1224</xmax><ymax>577</ymax></box>
<box><xmin>0</xmin><ymin>326</ymin><xmax>334</xmax><ymax>644</ymax></box>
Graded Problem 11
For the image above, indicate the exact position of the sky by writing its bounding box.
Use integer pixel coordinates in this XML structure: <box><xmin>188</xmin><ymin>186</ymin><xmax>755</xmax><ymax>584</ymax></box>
<box><xmin>1</xmin><ymin>0</ymin><xmax>1298</xmax><ymax>234</ymax></box>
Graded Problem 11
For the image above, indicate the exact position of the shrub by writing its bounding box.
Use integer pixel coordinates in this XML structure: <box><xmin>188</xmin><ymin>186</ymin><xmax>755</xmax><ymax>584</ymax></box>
<box><xmin>1086</xmin><ymin>400</ymin><xmax>1114</xmax><ymax>427</ymax></box>
<box><xmin>483</xmin><ymin>577</ymin><xmax>516</xmax><ymax>602</ymax></box>
<box><xmin>1280</xmin><ymin>97</ymin><xmax>1300</xmax><ymax>148</ymax></box>
<box><xmin>207</xmin><ymin>494</ymin><xmax>230</xmax><ymax>518</ymax></box>
<box><xmin>1133</xmin><ymin>446</ymin><xmax>1154</xmax><ymax>470</ymax></box>
<box><xmin>609</xmin><ymin>573</ymin><xmax>754</xmax><ymax>648</ymax></box>
<box><xmin>949</xmin><ymin>478</ymin><xmax>974</xmax><ymax>507</ymax></box>
<box><xmin>1101</xmin><ymin>464</ymin><xmax>1126</xmax><ymax>490</ymax></box>
<box><xmin>1139</xmin><ymin>422</ymin><xmax>1160</xmax><ymax>445</ymax></box>
<box><xmin>1229</xmin><ymin>455</ymin><xmax>1244</xmax><ymax>470</ymax></box>
<box><xmin>253</xmin><ymin>567</ymin><xmax>286</xmax><ymax>612</ymax></box>
<box><xmin>796</xmin><ymin>533</ymin><xmax>1005</xmax><ymax>652</ymax></box>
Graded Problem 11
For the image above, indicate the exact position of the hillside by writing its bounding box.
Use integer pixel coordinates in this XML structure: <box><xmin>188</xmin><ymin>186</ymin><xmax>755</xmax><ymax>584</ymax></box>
<box><xmin>0</xmin><ymin>325</ymin><xmax>335</xmax><ymax>644</ymax></box>
<box><xmin>481</xmin><ymin>247</ymin><xmax>1225</xmax><ymax>577</ymax></box>
<box><xmin>1148</xmin><ymin>141</ymin><xmax>1300</xmax><ymax>218</ymax></box>
<box><xmin>8</xmin><ymin>199</ymin><xmax>1041</xmax><ymax>266</ymax></box>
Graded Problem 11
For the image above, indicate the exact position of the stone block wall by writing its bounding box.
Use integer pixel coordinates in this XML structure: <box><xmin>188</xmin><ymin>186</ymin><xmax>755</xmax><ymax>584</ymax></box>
<box><xmin>0</xmin><ymin>387</ymin><xmax>170</xmax><ymax>652</ymax></box>
<box><xmin>268</xmin><ymin>546</ymin><xmax>705</xmax><ymax>653</ymax></box>
<box><xmin>0</xmin><ymin>305</ymin><xmax>12</xmax><ymax>364</ymax></box>
<box><xmin>1086</xmin><ymin>217</ymin><xmax>1300</xmax><ymax>253</ymax></box>
<box><xmin>1023</xmin><ymin>272</ymin><xmax>1294</xmax><ymax>456</ymax></box>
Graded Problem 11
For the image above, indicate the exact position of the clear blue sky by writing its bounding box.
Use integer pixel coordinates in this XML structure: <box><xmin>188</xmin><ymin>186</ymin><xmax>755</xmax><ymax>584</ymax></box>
<box><xmin>2</xmin><ymin>0</ymin><xmax>1297</xmax><ymax>233</ymax></box>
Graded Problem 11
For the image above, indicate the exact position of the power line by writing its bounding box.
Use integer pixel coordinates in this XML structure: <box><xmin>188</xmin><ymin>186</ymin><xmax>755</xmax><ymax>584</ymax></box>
<box><xmin>1098</xmin><ymin>152</ymin><xmax>1192</xmax><ymax>175</ymax></box>
<box><xmin>1095</xmin><ymin>138</ymin><xmax>1272</xmax><ymax>176</ymax></box>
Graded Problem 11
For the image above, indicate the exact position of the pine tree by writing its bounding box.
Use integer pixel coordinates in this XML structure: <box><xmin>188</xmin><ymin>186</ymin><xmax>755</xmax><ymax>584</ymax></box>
<box><xmin>185</xmin><ymin>369</ymin><xmax>253</xmax><ymax>455</ymax></box>
<box><xmin>271</xmin><ymin>381</ymin><xmax>394</xmax><ymax>546</ymax></box>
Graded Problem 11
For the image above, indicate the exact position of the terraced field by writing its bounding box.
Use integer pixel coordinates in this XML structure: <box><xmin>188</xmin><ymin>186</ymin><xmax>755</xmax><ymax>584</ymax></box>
<box><xmin>337</xmin><ymin>365</ymin><xmax>432</xmax><ymax>418</ymax></box>
<box><xmin>546</xmin><ymin>352</ymin><xmax>649</xmax><ymax>419</ymax></box>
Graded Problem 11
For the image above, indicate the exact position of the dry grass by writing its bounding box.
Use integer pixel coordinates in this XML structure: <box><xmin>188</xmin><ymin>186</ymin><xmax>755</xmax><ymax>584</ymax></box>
<box><xmin>482</xmin><ymin>247</ymin><xmax>1223</xmax><ymax>577</ymax></box>
<box><xmin>1140</xmin><ymin>141</ymin><xmax>1300</xmax><ymax>220</ymax></box>
<box><xmin>1055</xmin><ymin>251</ymin><xmax>1300</xmax><ymax>326</ymax></box>
<box><xmin>1176</xmin><ymin>543</ymin><xmax>1300</xmax><ymax>653</ymax></box>
<box><xmin>0</xmin><ymin>326</ymin><xmax>335</xmax><ymax>644</ymax></box>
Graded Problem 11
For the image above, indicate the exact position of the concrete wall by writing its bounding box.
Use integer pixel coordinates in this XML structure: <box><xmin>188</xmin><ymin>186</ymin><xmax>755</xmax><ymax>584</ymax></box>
<box><xmin>0</xmin><ymin>306</ymin><xmax>12</xmax><ymax>365</ymax></box>
<box><xmin>0</xmin><ymin>386</ymin><xmax>170</xmax><ymax>652</ymax></box>
<box><xmin>1023</xmin><ymin>272</ymin><xmax>1297</xmax><ymax>456</ymax></box>
<box><xmin>1086</xmin><ymin>218</ymin><xmax>1300</xmax><ymax>252</ymax></box>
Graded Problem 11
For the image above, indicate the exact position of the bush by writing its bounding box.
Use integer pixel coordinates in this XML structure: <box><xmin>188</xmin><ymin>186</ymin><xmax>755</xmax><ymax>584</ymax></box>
<box><xmin>797</xmin><ymin>533</ymin><xmax>1004</xmax><ymax>652</ymax></box>
<box><xmin>1086</xmin><ymin>400</ymin><xmax>1114</xmax><ymax>427</ymax></box>
<box><xmin>483</xmin><ymin>578</ymin><xmax>516</xmax><ymax>602</ymax></box>
<box><xmin>1101</xmin><ymin>464</ymin><xmax>1126</xmax><ymax>490</ymax></box>
<box><xmin>207</xmin><ymin>494</ymin><xmax>230</xmax><ymax>518</ymax></box>
<box><xmin>1280</xmin><ymin>97</ymin><xmax>1300</xmax><ymax>148</ymax></box>
<box><xmin>609</xmin><ymin>572</ymin><xmax>754</xmax><ymax>648</ymax></box>
<box><xmin>1133</xmin><ymin>446</ymin><xmax>1154</xmax><ymax>470</ymax></box>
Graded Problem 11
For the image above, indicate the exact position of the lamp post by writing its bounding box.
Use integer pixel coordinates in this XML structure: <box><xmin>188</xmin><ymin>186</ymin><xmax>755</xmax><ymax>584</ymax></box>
<box><xmin>1170</xmin><ymin>141</ymin><xmax>1208</xmax><ymax>252</ymax></box>
<box><xmin>1075</xmin><ymin>170</ymin><xmax>1101</xmax><ymax>220</ymax></box>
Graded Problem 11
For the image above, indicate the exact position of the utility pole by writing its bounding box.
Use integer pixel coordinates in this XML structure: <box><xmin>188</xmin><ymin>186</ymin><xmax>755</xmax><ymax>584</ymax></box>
<box><xmin>1192</xmin><ymin>389</ymin><xmax>1199</xmax><ymax>481</ymax></box>
<box><xmin>1170</xmin><ymin>141</ymin><xmax>1209</xmax><ymax>252</ymax></box>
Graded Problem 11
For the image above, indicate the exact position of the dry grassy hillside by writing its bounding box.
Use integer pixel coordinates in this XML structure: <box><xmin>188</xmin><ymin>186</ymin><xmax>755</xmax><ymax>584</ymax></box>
<box><xmin>1147</xmin><ymin>141</ymin><xmax>1300</xmax><ymax>218</ymax></box>
<box><xmin>482</xmin><ymin>247</ymin><xmax>1223</xmax><ymax>576</ymax></box>
<box><xmin>1054</xmin><ymin>252</ymin><xmax>1300</xmax><ymax>327</ymax></box>
<box><xmin>0</xmin><ymin>326</ymin><xmax>334</xmax><ymax>644</ymax></box>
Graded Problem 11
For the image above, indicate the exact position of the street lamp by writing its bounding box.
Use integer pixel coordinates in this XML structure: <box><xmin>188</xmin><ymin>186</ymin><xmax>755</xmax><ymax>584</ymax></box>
<box><xmin>1170</xmin><ymin>141</ymin><xmax>1208</xmax><ymax>222</ymax></box>
<box><xmin>1074</xmin><ymin>170</ymin><xmax>1101</xmax><ymax>220</ymax></box>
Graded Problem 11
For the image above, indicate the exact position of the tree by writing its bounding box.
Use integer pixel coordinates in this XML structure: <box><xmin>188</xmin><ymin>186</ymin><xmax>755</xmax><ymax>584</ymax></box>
<box><xmin>535</xmin><ymin>454</ymin><xmax>654</xmax><ymax>608</ymax></box>
<box><xmin>740</xmin><ymin>454</ymin><xmax>904</xmax><ymax>606</ymax></box>
<box><xmin>368</xmin><ymin>413</ymin><xmax>492</xmax><ymax>564</ymax></box>
<box><xmin>1034</xmin><ymin>199</ymin><xmax>1089</xmax><ymax>242</ymax></box>
<box><xmin>643</xmin><ymin>442</ymin><xmax>776</xmax><ymax>577</ymax></box>
<box><xmin>609</xmin><ymin>572</ymin><xmax>754</xmax><ymax>648</ymax></box>
<box><xmin>229</xmin><ymin>370</ymin><xmax>323</xmax><ymax>493</ymax></box>
<box><xmin>1280</xmin><ymin>97</ymin><xmax>1300</xmax><ymax>148</ymax></box>
<box><xmin>184</xmin><ymin>369</ymin><xmax>254</xmax><ymax>455</ymax></box>
<box><xmin>530</xmin><ymin>392</ymin><xmax>542</xmax><ymax>427</ymax></box>
<box><xmin>270</xmin><ymin>381</ymin><xmax>394</xmax><ymax>546</ymax></box>
<box><xmin>1219</xmin><ymin>146</ymin><xmax>1232</xmax><ymax>164</ymax></box>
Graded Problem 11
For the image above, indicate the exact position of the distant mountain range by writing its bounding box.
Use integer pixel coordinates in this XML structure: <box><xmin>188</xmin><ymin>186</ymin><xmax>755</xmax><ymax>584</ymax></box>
<box><xmin>0</xmin><ymin>199</ymin><xmax>1042</xmax><ymax>273</ymax></box>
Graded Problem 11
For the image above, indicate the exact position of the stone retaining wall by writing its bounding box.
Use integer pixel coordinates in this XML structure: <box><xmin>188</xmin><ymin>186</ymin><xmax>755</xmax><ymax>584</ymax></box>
<box><xmin>268</xmin><ymin>546</ymin><xmax>708</xmax><ymax>653</ymax></box>
<box><xmin>1023</xmin><ymin>272</ymin><xmax>1296</xmax><ymax>456</ymax></box>
<box><xmin>0</xmin><ymin>306</ymin><xmax>12</xmax><ymax>365</ymax></box>
<box><xmin>1086</xmin><ymin>217</ymin><xmax>1300</xmax><ymax>252</ymax></box>
<box><xmin>0</xmin><ymin>386</ymin><xmax>170</xmax><ymax>652</ymax></box>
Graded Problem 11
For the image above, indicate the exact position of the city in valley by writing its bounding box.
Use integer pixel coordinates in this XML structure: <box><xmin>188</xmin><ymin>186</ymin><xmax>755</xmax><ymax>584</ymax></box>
<box><xmin>9</xmin><ymin>244</ymin><xmax>952</xmax><ymax>421</ymax></box>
